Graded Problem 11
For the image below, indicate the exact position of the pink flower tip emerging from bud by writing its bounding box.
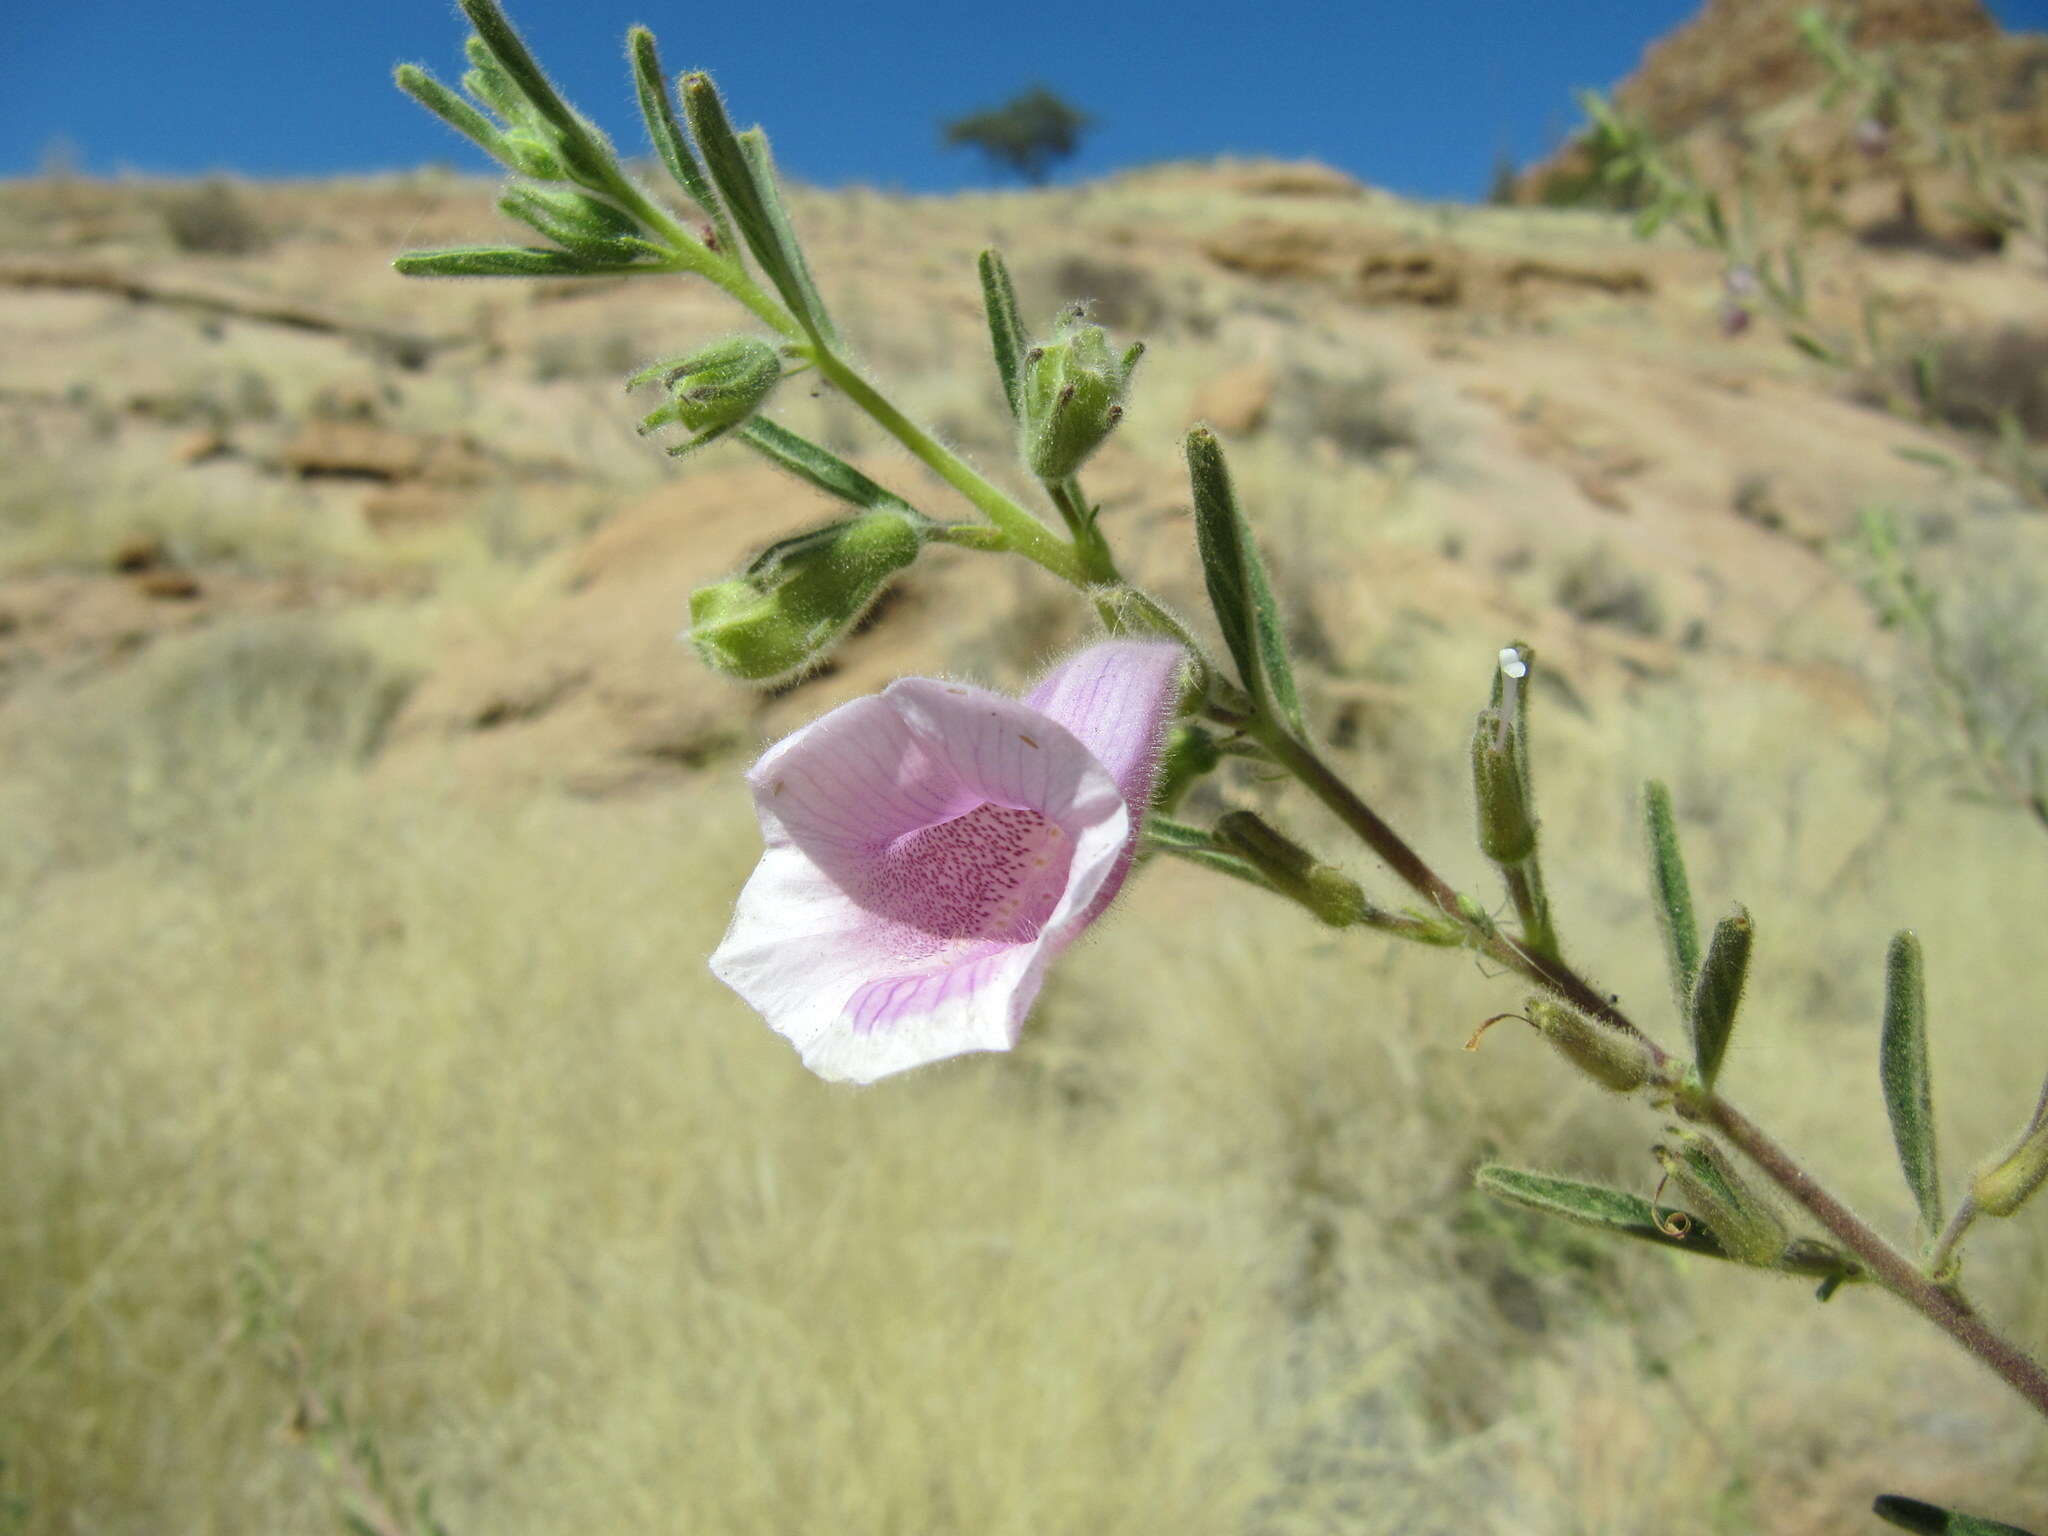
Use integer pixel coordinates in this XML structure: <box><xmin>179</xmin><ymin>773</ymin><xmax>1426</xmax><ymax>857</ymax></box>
<box><xmin>711</xmin><ymin>639</ymin><xmax>1187</xmax><ymax>1083</ymax></box>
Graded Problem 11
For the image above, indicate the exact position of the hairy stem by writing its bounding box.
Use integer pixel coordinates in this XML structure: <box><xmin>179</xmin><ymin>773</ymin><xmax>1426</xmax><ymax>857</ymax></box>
<box><xmin>1045</xmin><ymin>478</ymin><xmax>1119</xmax><ymax>585</ymax></box>
<box><xmin>1701</xmin><ymin>1098</ymin><xmax>2048</xmax><ymax>1418</ymax></box>
<box><xmin>1928</xmin><ymin>1193</ymin><xmax>1981</xmax><ymax>1279</ymax></box>
<box><xmin>1501</xmin><ymin>860</ymin><xmax>1559</xmax><ymax>962</ymax></box>
<box><xmin>1251</xmin><ymin>718</ymin><xmax>2048</xmax><ymax>1419</ymax></box>
<box><xmin>810</xmin><ymin>350</ymin><xmax>1084</xmax><ymax>583</ymax></box>
<box><xmin>1251</xmin><ymin>720</ymin><xmax>1649</xmax><ymax>1040</ymax></box>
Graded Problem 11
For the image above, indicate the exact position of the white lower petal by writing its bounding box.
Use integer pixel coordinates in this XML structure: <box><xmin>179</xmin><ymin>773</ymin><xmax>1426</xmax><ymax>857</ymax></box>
<box><xmin>710</xmin><ymin>796</ymin><xmax>1129</xmax><ymax>1084</ymax></box>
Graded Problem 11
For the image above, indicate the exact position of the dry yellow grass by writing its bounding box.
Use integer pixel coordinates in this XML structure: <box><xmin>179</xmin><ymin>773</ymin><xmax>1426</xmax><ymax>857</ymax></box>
<box><xmin>3</xmin><ymin>578</ymin><xmax>2047</xmax><ymax>1533</ymax></box>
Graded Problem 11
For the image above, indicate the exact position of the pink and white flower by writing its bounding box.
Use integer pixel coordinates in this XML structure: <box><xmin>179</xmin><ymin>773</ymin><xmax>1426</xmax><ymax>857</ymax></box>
<box><xmin>711</xmin><ymin>639</ymin><xmax>1186</xmax><ymax>1083</ymax></box>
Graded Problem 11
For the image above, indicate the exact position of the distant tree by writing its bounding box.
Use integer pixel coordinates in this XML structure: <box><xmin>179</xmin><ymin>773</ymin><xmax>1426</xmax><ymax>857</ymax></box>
<box><xmin>942</xmin><ymin>87</ymin><xmax>1092</xmax><ymax>185</ymax></box>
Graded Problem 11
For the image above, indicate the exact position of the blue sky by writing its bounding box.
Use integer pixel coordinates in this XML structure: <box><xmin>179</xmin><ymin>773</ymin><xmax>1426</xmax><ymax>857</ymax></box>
<box><xmin>5</xmin><ymin>1</ymin><xmax>2043</xmax><ymax>201</ymax></box>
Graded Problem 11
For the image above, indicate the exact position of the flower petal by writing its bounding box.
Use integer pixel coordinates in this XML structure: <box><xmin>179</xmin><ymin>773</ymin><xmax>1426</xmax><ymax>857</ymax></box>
<box><xmin>1024</xmin><ymin>639</ymin><xmax>1185</xmax><ymax>816</ymax></box>
<box><xmin>747</xmin><ymin>692</ymin><xmax>978</xmax><ymax>857</ymax></box>
<box><xmin>1023</xmin><ymin>638</ymin><xmax>1185</xmax><ymax>919</ymax></box>
<box><xmin>882</xmin><ymin>678</ymin><xmax>1127</xmax><ymax>832</ymax></box>
<box><xmin>711</xmin><ymin>790</ymin><xmax>1130</xmax><ymax>1082</ymax></box>
<box><xmin>810</xmin><ymin>943</ymin><xmax>1042</xmax><ymax>1084</ymax></box>
<box><xmin>710</xmin><ymin>842</ymin><xmax>955</xmax><ymax>1059</ymax></box>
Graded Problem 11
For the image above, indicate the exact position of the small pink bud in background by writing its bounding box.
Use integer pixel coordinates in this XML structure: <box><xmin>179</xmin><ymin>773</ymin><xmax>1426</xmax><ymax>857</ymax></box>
<box><xmin>1718</xmin><ymin>299</ymin><xmax>1752</xmax><ymax>338</ymax></box>
<box><xmin>1854</xmin><ymin>117</ymin><xmax>1891</xmax><ymax>159</ymax></box>
<box><xmin>711</xmin><ymin>639</ymin><xmax>1185</xmax><ymax>1083</ymax></box>
<box><xmin>1722</xmin><ymin>265</ymin><xmax>1758</xmax><ymax>299</ymax></box>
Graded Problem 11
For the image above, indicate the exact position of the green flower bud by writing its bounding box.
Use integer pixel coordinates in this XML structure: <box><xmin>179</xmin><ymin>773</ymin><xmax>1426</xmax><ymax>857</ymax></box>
<box><xmin>1153</xmin><ymin>723</ymin><xmax>1221</xmax><ymax>815</ymax></box>
<box><xmin>1471</xmin><ymin>706</ymin><xmax>1536</xmax><ymax>863</ymax></box>
<box><xmin>1019</xmin><ymin>305</ymin><xmax>1142</xmax><ymax>481</ymax></box>
<box><xmin>463</xmin><ymin>38</ymin><xmax>526</xmax><ymax>121</ymax></box>
<box><xmin>1212</xmin><ymin>810</ymin><xmax>1367</xmax><ymax>928</ymax></box>
<box><xmin>687</xmin><ymin>510</ymin><xmax>927</xmax><ymax>683</ymax></box>
<box><xmin>500</xmin><ymin>132</ymin><xmax>566</xmax><ymax>181</ymax></box>
<box><xmin>1654</xmin><ymin>1129</ymin><xmax>1788</xmax><ymax>1267</ymax></box>
<box><xmin>497</xmin><ymin>183</ymin><xmax>642</xmax><ymax>257</ymax></box>
<box><xmin>632</xmin><ymin>337</ymin><xmax>783</xmax><ymax>455</ymax></box>
<box><xmin>1971</xmin><ymin>1078</ymin><xmax>2048</xmax><ymax>1218</ymax></box>
<box><xmin>1526</xmin><ymin>997</ymin><xmax>1652</xmax><ymax>1094</ymax></box>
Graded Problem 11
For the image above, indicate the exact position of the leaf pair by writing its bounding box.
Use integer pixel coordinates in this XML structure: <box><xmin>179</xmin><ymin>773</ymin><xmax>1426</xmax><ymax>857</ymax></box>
<box><xmin>1642</xmin><ymin>781</ymin><xmax>1753</xmax><ymax>1092</ymax></box>
<box><xmin>1184</xmin><ymin>427</ymin><xmax>1303</xmax><ymax>734</ymax></box>
<box><xmin>677</xmin><ymin>71</ymin><xmax>839</xmax><ymax>344</ymax></box>
<box><xmin>1647</xmin><ymin>784</ymin><xmax>1955</xmax><ymax>1253</ymax></box>
<box><xmin>1475</xmin><ymin>1165</ymin><xmax>1861</xmax><ymax>1294</ymax></box>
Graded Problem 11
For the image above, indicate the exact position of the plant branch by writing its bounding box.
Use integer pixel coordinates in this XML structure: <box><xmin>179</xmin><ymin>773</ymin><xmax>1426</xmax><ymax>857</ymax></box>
<box><xmin>1928</xmin><ymin>1192</ymin><xmax>1981</xmax><ymax>1279</ymax></box>
<box><xmin>1700</xmin><ymin>1098</ymin><xmax>2048</xmax><ymax>1418</ymax></box>
<box><xmin>1249</xmin><ymin>718</ymin><xmax>1649</xmax><ymax>1040</ymax></box>
<box><xmin>809</xmin><ymin>350</ymin><xmax>1084</xmax><ymax>583</ymax></box>
<box><xmin>1246</xmin><ymin>713</ymin><xmax>2048</xmax><ymax>1420</ymax></box>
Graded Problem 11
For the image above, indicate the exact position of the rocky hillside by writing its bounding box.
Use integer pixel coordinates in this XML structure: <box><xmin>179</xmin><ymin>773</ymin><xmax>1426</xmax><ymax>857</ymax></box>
<box><xmin>0</xmin><ymin>132</ymin><xmax>2043</xmax><ymax>806</ymax></box>
<box><xmin>1615</xmin><ymin>0</ymin><xmax>1998</xmax><ymax>139</ymax></box>
<box><xmin>1522</xmin><ymin>0</ymin><xmax>2048</xmax><ymax>248</ymax></box>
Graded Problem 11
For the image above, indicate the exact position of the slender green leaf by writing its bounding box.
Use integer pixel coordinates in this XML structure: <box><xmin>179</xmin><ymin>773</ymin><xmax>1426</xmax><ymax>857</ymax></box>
<box><xmin>680</xmin><ymin>72</ymin><xmax>783</xmax><ymax>277</ymax></box>
<box><xmin>1144</xmin><ymin>840</ymin><xmax>1280</xmax><ymax>892</ymax></box>
<box><xmin>456</xmin><ymin>0</ymin><xmax>579</xmax><ymax>142</ymax></box>
<box><xmin>737</xmin><ymin>419</ymin><xmax>914</xmax><ymax>513</ymax></box>
<box><xmin>680</xmin><ymin>75</ymin><xmax>833</xmax><ymax>340</ymax></box>
<box><xmin>393</xmin><ymin>65</ymin><xmax>520</xmax><ymax>171</ymax></box>
<box><xmin>1643</xmin><ymin>780</ymin><xmax>1700</xmax><ymax>1011</ymax></box>
<box><xmin>1688</xmin><ymin>904</ymin><xmax>1753</xmax><ymax>1090</ymax></box>
<box><xmin>1141</xmin><ymin>816</ymin><xmax>1219</xmax><ymax>853</ymax></box>
<box><xmin>456</xmin><ymin>0</ymin><xmax>615</xmax><ymax>186</ymax></box>
<box><xmin>626</xmin><ymin>28</ymin><xmax>732</xmax><ymax>252</ymax></box>
<box><xmin>394</xmin><ymin>246</ymin><xmax>610</xmax><ymax>277</ymax></box>
<box><xmin>1475</xmin><ymin>1166</ymin><xmax>1736</xmax><ymax>1262</ymax></box>
<box><xmin>1881</xmin><ymin>930</ymin><xmax>1943</xmax><ymax>1243</ymax></box>
<box><xmin>1873</xmin><ymin>1494</ymin><xmax>2039</xmax><ymax>1536</ymax></box>
<box><xmin>978</xmin><ymin>249</ymin><xmax>1027</xmax><ymax>421</ymax></box>
<box><xmin>1184</xmin><ymin>426</ymin><xmax>1304</xmax><ymax>733</ymax></box>
<box><xmin>461</xmin><ymin>38</ymin><xmax>526</xmax><ymax>123</ymax></box>
<box><xmin>739</xmin><ymin>129</ymin><xmax>839</xmax><ymax>345</ymax></box>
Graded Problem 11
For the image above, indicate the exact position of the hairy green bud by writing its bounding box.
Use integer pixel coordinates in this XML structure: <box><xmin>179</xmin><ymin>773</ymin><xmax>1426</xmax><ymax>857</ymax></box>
<box><xmin>1019</xmin><ymin>305</ymin><xmax>1142</xmax><ymax>481</ymax></box>
<box><xmin>497</xmin><ymin>184</ymin><xmax>642</xmax><ymax>257</ymax></box>
<box><xmin>1526</xmin><ymin>997</ymin><xmax>1651</xmax><ymax>1094</ymax></box>
<box><xmin>633</xmin><ymin>337</ymin><xmax>784</xmax><ymax>455</ymax></box>
<box><xmin>500</xmin><ymin>131</ymin><xmax>566</xmax><ymax>181</ymax></box>
<box><xmin>687</xmin><ymin>510</ymin><xmax>926</xmax><ymax>683</ymax></box>
<box><xmin>1971</xmin><ymin>1076</ymin><xmax>2048</xmax><ymax>1219</ymax></box>
<box><xmin>1153</xmin><ymin>723</ymin><xmax>1221</xmax><ymax>815</ymax></box>
<box><xmin>1211</xmin><ymin>810</ymin><xmax>1366</xmax><ymax>928</ymax></box>
<box><xmin>1654</xmin><ymin>1129</ymin><xmax>1788</xmax><ymax>1267</ymax></box>
<box><xmin>1471</xmin><ymin>706</ymin><xmax>1536</xmax><ymax>863</ymax></box>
